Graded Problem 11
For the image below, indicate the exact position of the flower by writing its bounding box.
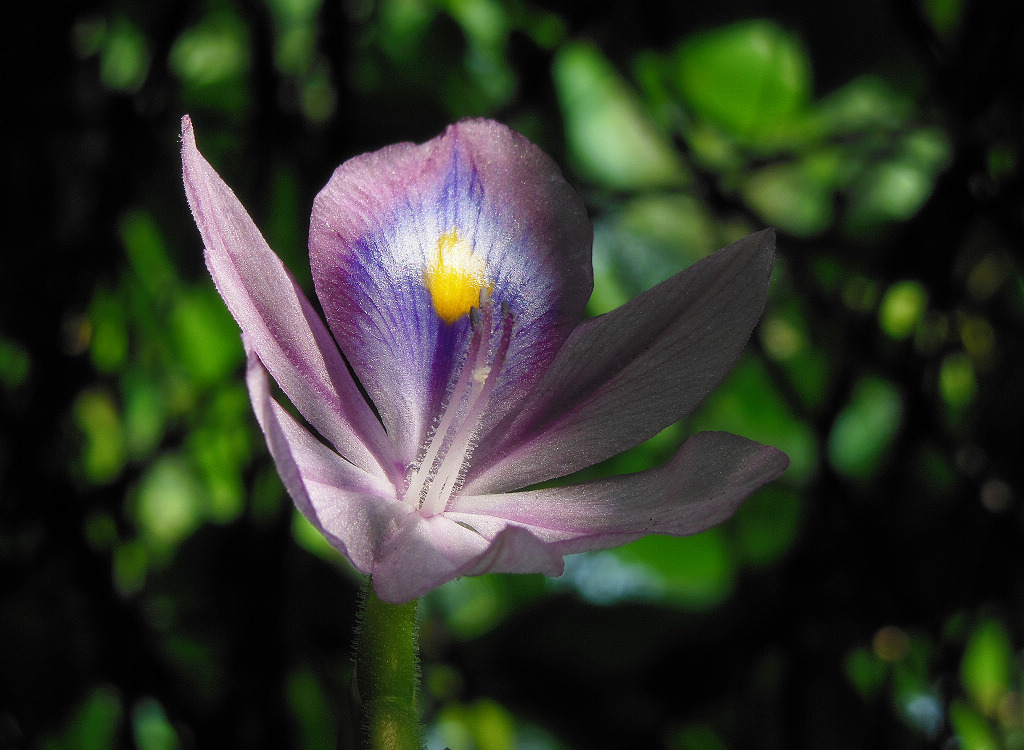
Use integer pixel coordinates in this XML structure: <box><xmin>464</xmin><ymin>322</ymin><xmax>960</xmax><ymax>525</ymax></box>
<box><xmin>181</xmin><ymin>115</ymin><xmax>788</xmax><ymax>603</ymax></box>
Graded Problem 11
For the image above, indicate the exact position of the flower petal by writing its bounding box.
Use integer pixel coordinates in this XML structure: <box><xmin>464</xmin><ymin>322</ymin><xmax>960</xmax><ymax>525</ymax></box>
<box><xmin>181</xmin><ymin>115</ymin><xmax>397</xmax><ymax>481</ymax></box>
<box><xmin>371</xmin><ymin>512</ymin><xmax>564</xmax><ymax>603</ymax></box>
<box><xmin>244</xmin><ymin>338</ymin><xmax>409</xmax><ymax>573</ymax></box>
<box><xmin>449</xmin><ymin>431</ymin><xmax>788</xmax><ymax>554</ymax></box>
<box><xmin>309</xmin><ymin>119</ymin><xmax>592</xmax><ymax>465</ymax></box>
<box><xmin>466</xmin><ymin>230</ymin><xmax>776</xmax><ymax>493</ymax></box>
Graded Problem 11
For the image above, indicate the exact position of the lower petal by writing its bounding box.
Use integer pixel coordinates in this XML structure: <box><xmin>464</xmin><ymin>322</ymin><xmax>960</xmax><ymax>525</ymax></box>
<box><xmin>371</xmin><ymin>512</ymin><xmax>564</xmax><ymax>603</ymax></box>
<box><xmin>246</xmin><ymin>340</ymin><xmax>409</xmax><ymax>572</ymax></box>
<box><xmin>449</xmin><ymin>431</ymin><xmax>788</xmax><ymax>555</ymax></box>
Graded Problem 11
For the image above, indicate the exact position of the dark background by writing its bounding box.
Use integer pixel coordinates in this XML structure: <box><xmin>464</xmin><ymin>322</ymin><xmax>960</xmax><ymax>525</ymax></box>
<box><xmin>3</xmin><ymin>0</ymin><xmax>1023</xmax><ymax>748</ymax></box>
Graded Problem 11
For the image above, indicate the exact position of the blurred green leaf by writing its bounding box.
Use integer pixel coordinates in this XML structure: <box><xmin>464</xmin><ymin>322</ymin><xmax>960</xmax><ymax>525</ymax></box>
<box><xmin>170</xmin><ymin>11</ymin><xmax>249</xmax><ymax>87</ymax></box>
<box><xmin>188</xmin><ymin>384</ymin><xmax>251</xmax><ymax>523</ymax></box>
<box><xmin>590</xmin><ymin>197</ymin><xmax>743</xmax><ymax>318</ymax></box>
<box><xmin>735</xmin><ymin>486</ymin><xmax>801</xmax><ymax>566</ymax></box>
<box><xmin>432</xmin><ymin>572</ymin><xmax>546</xmax><ymax>639</ymax></box>
<box><xmin>41</xmin><ymin>685</ymin><xmax>123</xmax><ymax>750</ymax></box>
<box><xmin>170</xmin><ymin>287</ymin><xmax>244</xmax><ymax>386</ymax></box>
<box><xmin>939</xmin><ymin>351</ymin><xmax>977</xmax><ymax>409</ymax></box>
<box><xmin>89</xmin><ymin>288</ymin><xmax>129</xmax><ymax>374</ymax></box>
<box><xmin>845</xmin><ymin>128</ymin><xmax>950</xmax><ymax>238</ymax></box>
<box><xmin>814</xmin><ymin>75</ymin><xmax>909</xmax><ymax>135</ymax></box>
<box><xmin>266</xmin><ymin>0</ymin><xmax>322</xmax><ymax>25</ymax></box>
<box><xmin>264</xmin><ymin>166</ymin><xmax>309</xmax><ymax>281</ymax></box>
<box><xmin>433</xmin><ymin>575</ymin><xmax>505</xmax><ymax>638</ymax></box>
<box><xmin>132</xmin><ymin>697</ymin><xmax>179</xmax><ymax>750</ymax></box>
<box><xmin>846</xmin><ymin>647</ymin><xmax>888</xmax><ymax>697</ymax></box>
<box><xmin>133</xmin><ymin>454</ymin><xmax>205</xmax><ymax>552</ymax></box>
<box><xmin>84</xmin><ymin>512</ymin><xmax>119</xmax><ymax>552</ymax></box>
<box><xmin>171</xmin><ymin>10</ymin><xmax>251</xmax><ymax>113</ymax></box>
<box><xmin>674</xmin><ymin>20</ymin><xmax>812</xmax><ymax>149</ymax></box>
<box><xmin>74</xmin><ymin>389</ymin><xmax>126</xmax><ymax>483</ymax></box>
<box><xmin>448</xmin><ymin>699</ymin><xmax>518</xmax><ymax>750</ymax></box>
<box><xmin>0</xmin><ymin>335</ymin><xmax>30</xmax><ymax>390</ymax></box>
<box><xmin>101</xmin><ymin>16</ymin><xmax>150</xmax><ymax>92</ymax></box>
<box><xmin>951</xmin><ymin>701</ymin><xmax>1000</xmax><ymax>750</ymax></box>
<box><xmin>376</xmin><ymin>0</ymin><xmax>437</xmax><ymax>62</ymax></box>
<box><xmin>160</xmin><ymin>635</ymin><xmax>225</xmax><ymax>704</ymax></box>
<box><xmin>842</xmin><ymin>273</ymin><xmax>881</xmax><ymax>313</ymax></box>
<box><xmin>960</xmin><ymin>314</ymin><xmax>996</xmax><ymax>360</ymax></box>
<box><xmin>120</xmin><ymin>211</ymin><xmax>179</xmax><ymax>303</ymax></box>
<box><xmin>880</xmin><ymin>280</ymin><xmax>928</xmax><ymax>340</ymax></box>
<box><xmin>691</xmin><ymin>357</ymin><xmax>818</xmax><ymax>484</ymax></box>
<box><xmin>275</xmin><ymin>25</ymin><xmax>316</xmax><ymax>76</ymax></box>
<box><xmin>684</xmin><ymin>118</ymin><xmax>745</xmax><ymax>172</ymax></box>
<box><xmin>114</xmin><ymin>539</ymin><xmax>149</xmax><ymax>596</ymax></box>
<box><xmin>742</xmin><ymin>158</ymin><xmax>834</xmax><ymax>236</ymax></box>
<box><xmin>759</xmin><ymin>297</ymin><xmax>831</xmax><ymax>410</ymax></box>
<box><xmin>616</xmin><ymin>194</ymin><xmax>724</xmax><ymax>274</ymax></box>
<box><xmin>441</xmin><ymin>0</ymin><xmax>516</xmax><ymax>112</ymax></box>
<box><xmin>921</xmin><ymin>0</ymin><xmax>966</xmax><ymax>39</ymax></box>
<box><xmin>122</xmin><ymin>370</ymin><xmax>166</xmax><ymax>460</ymax></box>
<box><xmin>670</xmin><ymin>723</ymin><xmax>728</xmax><ymax>750</ymax></box>
<box><xmin>850</xmin><ymin>162</ymin><xmax>932</xmax><ymax>226</ymax></box>
<box><xmin>520</xmin><ymin>9</ymin><xmax>564</xmax><ymax>50</ymax></box>
<box><xmin>961</xmin><ymin>619</ymin><xmax>1013</xmax><ymax>716</ymax></box>
<box><xmin>251</xmin><ymin>465</ymin><xmax>287</xmax><ymax>522</ymax></box>
<box><xmin>300</xmin><ymin>67</ymin><xmax>337</xmax><ymax>123</ymax></box>
<box><xmin>444</xmin><ymin>0</ymin><xmax>507</xmax><ymax>52</ymax></box>
<box><xmin>287</xmin><ymin>668</ymin><xmax>336</xmax><ymax>750</ymax></box>
<box><xmin>430</xmin><ymin>698</ymin><xmax>563</xmax><ymax>750</ymax></box>
<box><xmin>828</xmin><ymin>376</ymin><xmax>903</xmax><ymax>480</ymax></box>
<box><xmin>554</xmin><ymin>42</ymin><xmax>687</xmax><ymax>190</ymax></box>
<box><xmin>72</xmin><ymin>15</ymin><xmax>108</xmax><ymax>59</ymax></box>
<box><xmin>589</xmin><ymin>202</ymin><xmax>689</xmax><ymax>317</ymax></box>
<box><xmin>615</xmin><ymin>530</ymin><xmax>736</xmax><ymax>609</ymax></box>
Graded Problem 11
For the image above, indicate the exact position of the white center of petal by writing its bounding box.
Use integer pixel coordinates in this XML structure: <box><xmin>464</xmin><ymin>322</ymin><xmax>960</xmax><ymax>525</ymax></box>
<box><xmin>402</xmin><ymin>292</ymin><xmax>512</xmax><ymax>516</ymax></box>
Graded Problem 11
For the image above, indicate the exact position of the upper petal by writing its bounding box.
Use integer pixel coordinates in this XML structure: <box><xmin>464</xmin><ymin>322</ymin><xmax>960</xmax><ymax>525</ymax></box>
<box><xmin>466</xmin><ymin>230</ymin><xmax>776</xmax><ymax>493</ymax></box>
<box><xmin>181</xmin><ymin>116</ymin><xmax>397</xmax><ymax>481</ymax></box>
<box><xmin>449</xmin><ymin>430</ymin><xmax>788</xmax><ymax>555</ymax></box>
<box><xmin>308</xmin><ymin>119</ymin><xmax>593</xmax><ymax>466</ymax></box>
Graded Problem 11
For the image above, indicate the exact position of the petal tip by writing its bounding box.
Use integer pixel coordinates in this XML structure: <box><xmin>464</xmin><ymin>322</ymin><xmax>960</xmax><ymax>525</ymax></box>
<box><xmin>752</xmin><ymin>226</ymin><xmax>778</xmax><ymax>264</ymax></box>
<box><xmin>180</xmin><ymin>115</ymin><xmax>201</xmax><ymax>181</ymax></box>
<box><xmin>180</xmin><ymin>115</ymin><xmax>196</xmax><ymax>155</ymax></box>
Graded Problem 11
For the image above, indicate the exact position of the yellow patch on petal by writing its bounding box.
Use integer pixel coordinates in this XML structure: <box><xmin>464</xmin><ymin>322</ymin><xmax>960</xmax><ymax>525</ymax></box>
<box><xmin>424</xmin><ymin>228</ymin><xmax>491</xmax><ymax>324</ymax></box>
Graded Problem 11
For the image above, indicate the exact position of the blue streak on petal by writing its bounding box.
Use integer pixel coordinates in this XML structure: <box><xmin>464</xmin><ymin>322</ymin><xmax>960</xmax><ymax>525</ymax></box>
<box><xmin>440</xmin><ymin>138</ymin><xmax>486</xmax><ymax>240</ymax></box>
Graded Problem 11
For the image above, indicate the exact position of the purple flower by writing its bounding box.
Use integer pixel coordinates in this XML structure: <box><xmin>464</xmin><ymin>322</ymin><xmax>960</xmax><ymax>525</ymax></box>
<box><xmin>181</xmin><ymin>115</ymin><xmax>788</xmax><ymax>603</ymax></box>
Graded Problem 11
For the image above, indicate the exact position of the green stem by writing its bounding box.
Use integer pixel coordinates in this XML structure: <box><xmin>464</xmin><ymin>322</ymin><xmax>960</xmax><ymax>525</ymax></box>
<box><xmin>353</xmin><ymin>578</ymin><xmax>422</xmax><ymax>749</ymax></box>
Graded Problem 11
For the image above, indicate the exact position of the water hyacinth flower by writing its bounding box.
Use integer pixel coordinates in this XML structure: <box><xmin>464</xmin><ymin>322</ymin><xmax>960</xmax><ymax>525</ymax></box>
<box><xmin>181</xmin><ymin>115</ymin><xmax>788</xmax><ymax>604</ymax></box>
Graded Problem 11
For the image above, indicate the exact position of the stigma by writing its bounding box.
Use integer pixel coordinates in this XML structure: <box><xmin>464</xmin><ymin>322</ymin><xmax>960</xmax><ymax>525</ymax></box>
<box><xmin>424</xmin><ymin>228</ymin><xmax>491</xmax><ymax>324</ymax></box>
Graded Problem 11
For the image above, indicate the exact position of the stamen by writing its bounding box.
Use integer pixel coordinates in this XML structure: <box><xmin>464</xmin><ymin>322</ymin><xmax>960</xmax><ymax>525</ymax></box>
<box><xmin>423</xmin><ymin>301</ymin><xmax>513</xmax><ymax>515</ymax></box>
<box><xmin>402</xmin><ymin>304</ymin><xmax>487</xmax><ymax>510</ymax></box>
<box><xmin>406</xmin><ymin>292</ymin><xmax>514</xmax><ymax>517</ymax></box>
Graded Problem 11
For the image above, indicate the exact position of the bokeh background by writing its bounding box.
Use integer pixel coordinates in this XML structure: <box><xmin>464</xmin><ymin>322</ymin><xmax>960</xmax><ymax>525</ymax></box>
<box><xmin>3</xmin><ymin>0</ymin><xmax>1023</xmax><ymax>748</ymax></box>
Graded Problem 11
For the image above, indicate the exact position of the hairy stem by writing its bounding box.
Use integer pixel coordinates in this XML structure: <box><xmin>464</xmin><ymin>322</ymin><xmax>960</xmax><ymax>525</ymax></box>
<box><xmin>353</xmin><ymin>579</ymin><xmax>422</xmax><ymax>749</ymax></box>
